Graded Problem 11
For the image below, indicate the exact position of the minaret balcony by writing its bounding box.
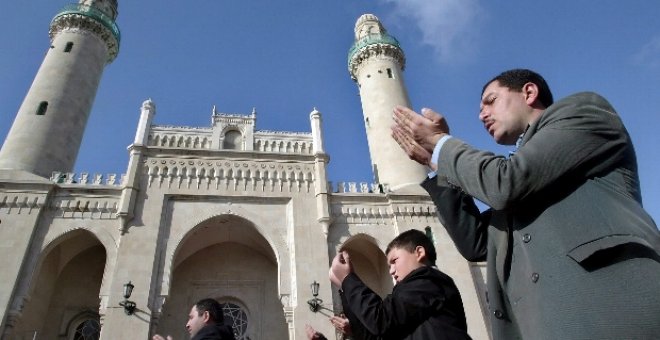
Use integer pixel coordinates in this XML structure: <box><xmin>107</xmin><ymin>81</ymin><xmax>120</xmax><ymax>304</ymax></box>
<box><xmin>50</xmin><ymin>3</ymin><xmax>121</xmax><ymax>62</ymax></box>
<box><xmin>52</xmin><ymin>3</ymin><xmax>121</xmax><ymax>43</ymax></box>
<box><xmin>347</xmin><ymin>33</ymin><xmax>401</xmax><ymax>65</ymax></box>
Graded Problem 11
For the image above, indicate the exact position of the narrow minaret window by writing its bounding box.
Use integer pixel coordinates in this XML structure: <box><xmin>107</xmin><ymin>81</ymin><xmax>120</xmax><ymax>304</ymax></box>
<box><xmin>387</xmin><ymin>68</ymin><xmax>394</xmax><ymax>78</ymax></box>
<box><xmin>64</xmin><ymin>42</ymin><xmax>74</xmax><ymax>52</ymax></box>
<box><xmin>36</xmin><ymin>101</ymin><xmax>48</xmax><ymax>115</ymax></box>
<box><xmin>425</xmin><ymin>226</ymin><xmax>435</xmax><ymax>243</ymax></box>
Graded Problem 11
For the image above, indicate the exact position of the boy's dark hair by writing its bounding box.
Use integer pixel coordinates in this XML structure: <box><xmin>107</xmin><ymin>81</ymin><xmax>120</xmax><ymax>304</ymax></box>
<box><xmin>386</xmin><ymin>229</ymin><xmax>437</xmax><ymax>265</ymax></box>
<box><xmin>195</xmin><ymin>298</ymin><xmax>224</xmax><ymax>324</ymax></box>
<box><xmin>482</xmin><ymin>68</ymin><xmax>554</xmax><ymax>108</ymax></box>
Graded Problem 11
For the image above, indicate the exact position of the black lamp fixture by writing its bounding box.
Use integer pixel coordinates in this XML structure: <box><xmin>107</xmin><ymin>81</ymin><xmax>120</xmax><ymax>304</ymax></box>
<box><xmin>118</xmin><ymin>281</ymin><xmax>136</xmax><ymax>315</ymax></box>
<box><xmin>307</xmin><ymin>280</ymin><xmax>335</xmax><ymax>313</ymax></box>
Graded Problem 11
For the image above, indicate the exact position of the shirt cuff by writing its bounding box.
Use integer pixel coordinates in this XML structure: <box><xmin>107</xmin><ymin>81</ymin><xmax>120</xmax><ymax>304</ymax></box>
<box><xmin>428</xmin><ymin>134</ymin><xmax>452</xmax><ymax>178</ymax></box>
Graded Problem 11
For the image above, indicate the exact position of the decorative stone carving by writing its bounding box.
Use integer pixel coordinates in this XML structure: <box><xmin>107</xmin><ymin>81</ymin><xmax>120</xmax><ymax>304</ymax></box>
<box><xmin>49</xmin><ymin>7</ymin><xmax>120</xmax><ymax>63</ymax></box>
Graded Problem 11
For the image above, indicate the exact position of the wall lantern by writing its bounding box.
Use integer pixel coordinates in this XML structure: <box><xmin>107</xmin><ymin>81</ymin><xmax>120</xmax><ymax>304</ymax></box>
<box><xmin>118</xmin><ymin>281</ymin><xmax>136</xmax><ymax>315</ymax></box>
<box><xmin>307</xmin><ymin>281</ymin><xmax>332</xmax><ymax>313</ymax></box>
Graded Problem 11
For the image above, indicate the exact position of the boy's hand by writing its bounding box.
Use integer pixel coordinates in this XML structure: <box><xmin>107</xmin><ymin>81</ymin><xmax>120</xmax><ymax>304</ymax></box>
<box><xmin>330</xmin><ymin>314</ymin><xmax>352</xmax><ymax>335</ymax></box>
<box><xmin>152</xmin><ymin>335</ymin><xmax>173</xmax><ymax>340</ymax></box>
<box><xmin>329</xmin><ymin>251</ymin><xmax>352</xmax><ymax>287</ymax></box>
<box><xmin>305</xmin><ymin>324</ymin><xmax>327</xmax><ymax>340</ymax></box>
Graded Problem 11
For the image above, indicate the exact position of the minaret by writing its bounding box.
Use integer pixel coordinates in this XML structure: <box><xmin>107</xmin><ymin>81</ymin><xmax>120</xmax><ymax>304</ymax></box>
<box><xmin>0</xmin><ymin>0</ymin><xmax>120</xmax><ymax>178</ymax></box>
<box><xmin>348</xmin><ymin>14</ymin><xmax>427</xmax><ymax>192</ymax></box>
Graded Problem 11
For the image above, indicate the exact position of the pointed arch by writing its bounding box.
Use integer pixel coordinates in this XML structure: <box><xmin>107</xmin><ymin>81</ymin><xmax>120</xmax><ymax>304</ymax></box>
<box><xmin>11</xmin><ymin>228</ymin><xmax>113</xmax><ymax>339</ymax></box>
<box><xmin>336</xmin><ymin>233</ymin><xmax>393</xmax><ymax>297</ymax></box>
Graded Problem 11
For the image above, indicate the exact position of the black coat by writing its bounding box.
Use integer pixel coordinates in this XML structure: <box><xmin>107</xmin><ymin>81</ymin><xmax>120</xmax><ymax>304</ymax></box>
<box><xmin>191</xmin><ymin>323</ymin><xmax>236</xmax><ymax>340</ymax></box>
<box><xmin>340</xmin><ymin>266</ymin><xmax>472</xmax><ymax>340</ymax></box>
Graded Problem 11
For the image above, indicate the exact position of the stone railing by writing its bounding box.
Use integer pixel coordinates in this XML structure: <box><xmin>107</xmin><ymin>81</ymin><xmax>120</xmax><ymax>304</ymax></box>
<box><xmin>330</xmin><ymin>202</ymin><xmax>438</xmax><ymax>225</ymax></box>
<box><xmin>50</xmin><ymin>172</ymin><xmax>126</xmax><ymax>186</ymax></box>
<box><xmin>147</xmin><ymin>131</ymin><xmax>313</xmax><ymax>155</ymax></box>
<box><xmin>148</xmin><ymin>131</ymin><xmax>213</xmax><ymax>149</ymax></box>
<box><xmin>144</xmin><ymin>160</ymin><xmax>315</xmax><ymax>193</ymax></box>
<box><xmin>253</xmin><ymin>138</ymin><xmax>313</xmax><ymax>155</ymax></box>
<box><xmin>330</xmin><ymin>182</ymin><xmax>388</xmax><ymax>194</ymax></box>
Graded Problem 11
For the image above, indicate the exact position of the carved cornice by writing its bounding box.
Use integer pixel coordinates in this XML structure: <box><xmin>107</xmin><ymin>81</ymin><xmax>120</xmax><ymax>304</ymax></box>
<box><xmin>256</xmin><ymin>130</ymin><xmax>312</xmax><ymax>137</ymax></box>
<box><xmin>0</xmin><ymin>194</ymin><xmax>46</xmax><ymax>214</ymax></box>
<box><xmin>144</xmin><ymin>158</ymin><xmax>316</xmax><ymax>193</ymax></box>
<box><xmin>151</xmin><ymin>125</ymin><xmax>213</xmax><ymax>132</ymax></box>
<box><xmin>348</xmin><ymin>34</ymin><xmax>405</xmax><ymax>81</ymax></box>
<box><xmin>49</xmin><ymin>195</ymin><xmax>120</xmax><ymax>219</ymax></box>
<box><xmin>49</xmin><ymin>5</ymin><xmax>120</xmax><ymax>63</ymax></box>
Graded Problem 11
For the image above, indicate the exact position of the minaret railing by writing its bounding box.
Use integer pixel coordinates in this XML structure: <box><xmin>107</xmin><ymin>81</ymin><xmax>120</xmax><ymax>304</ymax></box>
<box><xmin>52</xmin><ymin>4</ymin><xmax>121</xmax><ymax>42</ymax></box>
<box><xmin>347</xmin><ymin>33</ymin><xmax>401</xmax><ymax>65</ymax></box>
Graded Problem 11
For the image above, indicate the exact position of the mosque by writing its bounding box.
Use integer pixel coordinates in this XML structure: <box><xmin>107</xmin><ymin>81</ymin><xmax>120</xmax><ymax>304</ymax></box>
<box><xmin>0</xmin><ymin>0</ymin><xmax>489</xmax><ymax>339</ymax></box>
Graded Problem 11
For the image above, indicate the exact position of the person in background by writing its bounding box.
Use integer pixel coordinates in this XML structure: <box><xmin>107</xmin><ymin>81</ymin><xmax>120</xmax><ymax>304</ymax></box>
<box><xmin>153</xmin><ymin>298</ymin><xmax>235</xmax><ymax>340</ymax></box>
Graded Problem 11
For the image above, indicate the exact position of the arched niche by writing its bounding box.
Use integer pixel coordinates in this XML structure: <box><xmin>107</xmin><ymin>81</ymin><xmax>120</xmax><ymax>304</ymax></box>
<box><xmin>222</xmin><ymin>129</ymin><xmax>243</xmax><ymax>150</ymax></box>
<box><xmin>156</xmin><ymin>215</ymin><xmax>287</xmax><ymax>340</ymax></box>
<box><xmin>340</xmin><ymin>234</ymin><xmax>393</xmax><ymax>297</ymax></box>
<box><xmin>11</xmin><ymin>229</ymin><xmax>107</xmax><ymax>339</ymax></box>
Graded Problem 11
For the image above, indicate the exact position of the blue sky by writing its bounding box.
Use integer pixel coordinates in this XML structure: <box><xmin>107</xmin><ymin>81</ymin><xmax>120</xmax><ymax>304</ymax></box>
<box><xmin>1</xmin><ymin>1</ymin><xmax>658</xmax><ymax>223</ymax></box>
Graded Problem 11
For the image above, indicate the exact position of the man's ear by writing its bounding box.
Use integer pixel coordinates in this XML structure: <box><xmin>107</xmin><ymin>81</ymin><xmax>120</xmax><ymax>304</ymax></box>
<box><xmin>202</xmin><ymin>311</ymin><xmax>211</xmax><ymax>323</ymax></box>
<box><xmin>522</xmin><ymin>82</ymin><xmax>540</xmax><ymax>106</ymax></box>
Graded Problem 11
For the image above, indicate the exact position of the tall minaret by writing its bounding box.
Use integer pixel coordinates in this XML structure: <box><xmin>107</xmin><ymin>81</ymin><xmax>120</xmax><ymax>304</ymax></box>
<box><xmin>0</xmin><ymin>0</ymin><xmax>120</xmax><ymax>178</ymax></box>
<box><xmin>348</xmin><ymin>14</ymin><xmax>427</xmax><ymax>192</ymax></box>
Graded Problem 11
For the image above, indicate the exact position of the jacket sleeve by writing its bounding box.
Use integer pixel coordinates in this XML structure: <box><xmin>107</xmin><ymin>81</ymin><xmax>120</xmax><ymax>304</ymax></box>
<box><xmin>340</xmin><ymin>272</ymin><xmax>444</xmax><ymax>338</ymax></box>
<box><xmin>422</xmin><ymin>177</ymin><xmax>488</xmax><ymax>262</ymax></box>
<box><xmin>340</xmin><ymin>289</ymin><xmax>380</xmax><ymax>340</ymax></box>
<box><xmin>437</xmin><ymin>92</ymin><xmax>631</xmax><ymax>210</ymax></box>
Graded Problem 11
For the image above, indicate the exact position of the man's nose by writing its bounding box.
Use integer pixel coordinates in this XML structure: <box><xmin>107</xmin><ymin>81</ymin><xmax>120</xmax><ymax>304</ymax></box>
<box><xmin>479</xmin><ymin>109</ymin><xmax>488</xmax><ymax>122</ymax></box>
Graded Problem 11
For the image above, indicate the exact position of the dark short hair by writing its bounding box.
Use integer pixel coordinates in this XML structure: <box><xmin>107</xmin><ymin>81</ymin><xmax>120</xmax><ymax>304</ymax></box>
<box><xmin>194</xmin><ymin>298</ymin><xmax>224</xmax><ymax>324</ymax></box>
<box><xmin>482</xmin><ymin>69</ymin><xmax>554</xmax><ymax>108</ymax></box>
<box><xmin>386</xmin><ymin>229</ymin><xmax>437</xmax><ymax>265</ymax></box>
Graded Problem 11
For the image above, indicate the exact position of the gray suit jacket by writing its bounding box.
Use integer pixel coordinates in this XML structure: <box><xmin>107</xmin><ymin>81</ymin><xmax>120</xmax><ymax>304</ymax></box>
<box><xmin>423</xmin><ymin>92</ymin><xmax>660</xmax><ymax>339</ymax></box>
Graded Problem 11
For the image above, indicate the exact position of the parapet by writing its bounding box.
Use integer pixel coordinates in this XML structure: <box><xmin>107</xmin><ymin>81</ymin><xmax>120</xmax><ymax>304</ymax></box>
<box><xmin>50</xmin><ymin>172</ymin><xmax>126</xmax><ymax>186</ymax></box>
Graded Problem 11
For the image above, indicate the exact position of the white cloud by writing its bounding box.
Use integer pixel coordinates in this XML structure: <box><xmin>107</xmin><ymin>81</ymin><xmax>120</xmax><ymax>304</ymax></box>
<box><xmin>379</xmin><ymin>0</ymin><xmax>483</xmax><ymax>64</ymax></box>
<box><xmin>633</xmin><ymin>36</ymin><xmax>660</xmax><ymax>69</ymax></box>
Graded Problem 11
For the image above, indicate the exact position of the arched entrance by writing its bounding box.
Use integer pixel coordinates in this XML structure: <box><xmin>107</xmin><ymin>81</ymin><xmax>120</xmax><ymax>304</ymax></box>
<box><xmin>155</xmin><ymin>215</ymin><xmax>287</xmax><ymax>339</ymax></box>
<box><xmin>10</xmin><ymin>229</ymin><xmax>106</xmax><ymax>339</ymax></box>
<box><xmin>340</xmin><ymin>234</ymin><xmax>392</xmax><ymax>297</ymax></box>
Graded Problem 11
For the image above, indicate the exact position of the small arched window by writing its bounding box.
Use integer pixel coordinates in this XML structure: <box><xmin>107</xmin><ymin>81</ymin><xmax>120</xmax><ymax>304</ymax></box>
<box><xmin>65</xmin><ymin>42</ymin><xmax>74</xmax><ymax>52</ymax></box>
<box><xmin>36</xmin><ymin>101</ymin><xmax>48</xmax><ymax>115</ymax></box>
<box><xmin>223</xmin><ymin>130</ymin><xmax>243</xmax><ymax>150</ymax></box>
<box><xmin>73</xmin><ymin>319</ymin><xmax>101</xmax><ymax>340</ymax></box>
<box><xmin>221</xmin><ymin>302</ymin><xmax>249</xmax><ymax>340</ymax></box>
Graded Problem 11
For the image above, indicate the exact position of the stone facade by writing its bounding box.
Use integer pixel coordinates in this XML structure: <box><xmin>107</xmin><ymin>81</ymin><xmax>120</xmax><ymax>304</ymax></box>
<box><xmin>0</xmin><ymin>5</ymin><xmax>490</xmax><ymax>340</ymax></box>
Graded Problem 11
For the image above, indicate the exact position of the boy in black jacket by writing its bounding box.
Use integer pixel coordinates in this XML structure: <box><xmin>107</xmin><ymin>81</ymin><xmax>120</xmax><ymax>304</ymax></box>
<box><xmin>329</xmin><ymin>229</ymin><xmax>472</xmax><ymax>340</ymax></box>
